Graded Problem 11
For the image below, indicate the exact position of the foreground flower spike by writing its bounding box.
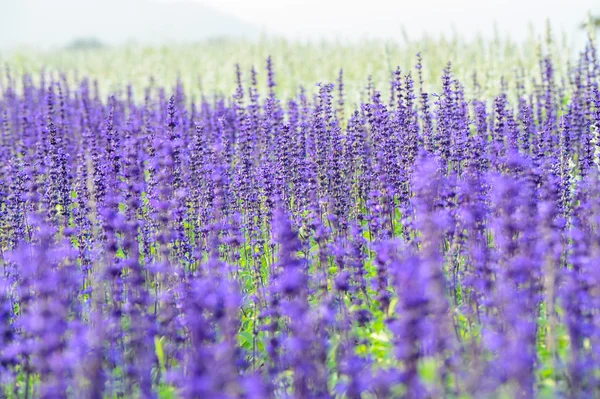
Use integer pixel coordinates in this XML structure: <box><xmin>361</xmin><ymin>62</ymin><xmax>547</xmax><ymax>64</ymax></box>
<box><xmin>0</xmin><ymin>43</ymin><xmax>599</xmax><ymax>398</ymax></box>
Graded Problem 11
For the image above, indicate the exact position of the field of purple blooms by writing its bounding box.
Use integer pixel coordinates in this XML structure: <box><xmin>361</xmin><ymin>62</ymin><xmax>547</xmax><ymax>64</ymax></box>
<box><xmin>0</xmin><ymin>35</ymin><xmax>599</xmax><ymax>398</ymax></box>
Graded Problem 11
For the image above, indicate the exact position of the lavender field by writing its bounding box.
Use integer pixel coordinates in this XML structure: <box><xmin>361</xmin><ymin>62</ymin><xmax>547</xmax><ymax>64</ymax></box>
<box><xmin>0</xmin><ymin>30</ymin><xmax>599</xmax><ymax>398</ymax></box>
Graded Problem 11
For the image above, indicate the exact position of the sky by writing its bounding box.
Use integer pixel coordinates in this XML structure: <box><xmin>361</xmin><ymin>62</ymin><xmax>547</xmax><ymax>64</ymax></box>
<box><xmin>0</xmin><ymin>0</ymin><xmax>260</xmax><ymax>48</ymax></box>
<box><xmin>1</xmin><ymin>0</ymin><xmax>598</xmax><ymax>49</ymax></box>
<box><xmin>169</xmin><ymin>0</ymin><xmax>599</xmax><ymax>42</ymax></box>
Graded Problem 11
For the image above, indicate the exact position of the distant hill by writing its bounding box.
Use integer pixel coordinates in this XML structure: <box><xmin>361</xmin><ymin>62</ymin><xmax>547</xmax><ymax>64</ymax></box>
<box><xmin>0</xmin><ymin>0</ymin><xmax>261</xmax><ymax>49</ymax></box>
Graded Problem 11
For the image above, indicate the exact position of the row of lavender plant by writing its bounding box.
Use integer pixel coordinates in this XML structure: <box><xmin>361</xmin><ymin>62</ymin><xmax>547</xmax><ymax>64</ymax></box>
<box><xmin>0</xmin><ymin>39</ymin><xmax>599</xmax><ymax>398</ymax></box>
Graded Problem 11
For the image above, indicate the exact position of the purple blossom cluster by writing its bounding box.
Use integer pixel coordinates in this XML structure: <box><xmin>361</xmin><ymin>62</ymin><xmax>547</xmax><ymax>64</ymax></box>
<box><xmin>0</xmin><ymin>41</ymin><xmax>600</xmax><ymax>398</ymax></box>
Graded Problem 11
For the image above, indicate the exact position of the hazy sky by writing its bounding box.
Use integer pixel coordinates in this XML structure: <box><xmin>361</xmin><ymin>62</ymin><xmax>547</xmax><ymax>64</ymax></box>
<box><xmin>2</xmin><ymin>0</ymin><xmax>598</xmax><ymax>49</ymax></box>
<box><xmin>165</xmin><ymin>0</ymin><xmax>599</xmax><ymax>41</ymax></box>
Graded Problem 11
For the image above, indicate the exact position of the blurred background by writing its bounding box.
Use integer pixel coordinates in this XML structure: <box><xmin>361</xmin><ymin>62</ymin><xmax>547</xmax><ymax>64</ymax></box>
<box><xmin>1</xmin><ymin>0</ymin><xmax>598</xmax><ymax>49</ymax></box>
<box><xmin>0</xmin><ymin>0</ymin><xmax>599</xmax><ymax>100</ymax></box>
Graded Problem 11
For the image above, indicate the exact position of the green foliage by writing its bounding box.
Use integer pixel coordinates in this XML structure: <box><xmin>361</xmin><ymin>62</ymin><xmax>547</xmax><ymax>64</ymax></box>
<box><xmin>1</xmin><ymin>33</ymin><xmax>573</xmax><ymax>104</ymax></box>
